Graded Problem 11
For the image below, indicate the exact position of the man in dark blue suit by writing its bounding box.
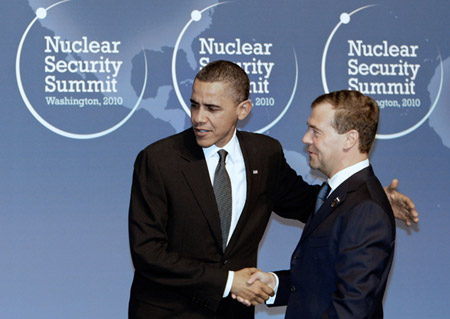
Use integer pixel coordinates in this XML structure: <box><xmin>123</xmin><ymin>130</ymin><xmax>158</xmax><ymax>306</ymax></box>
<box><xmin>240</xmin><ymin>90</ymin><xmax>396</xmax><ymax>318</ymax></box>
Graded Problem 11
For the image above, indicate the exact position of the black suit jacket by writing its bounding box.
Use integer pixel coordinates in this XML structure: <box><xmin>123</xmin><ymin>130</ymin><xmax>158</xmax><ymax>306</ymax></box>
<box><xmin>274</xmin><ymin>166</ymin><xmax>396</xmax><ymax>319</ymax></box>
<box><xmin>128</xmin><ymin>128</ymin><xmax>318</xmax><ymax>319</ymax></box>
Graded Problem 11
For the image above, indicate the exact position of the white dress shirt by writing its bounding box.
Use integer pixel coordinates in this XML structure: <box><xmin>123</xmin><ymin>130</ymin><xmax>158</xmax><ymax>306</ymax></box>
<box><xmin>202</xmin><ymin>130</ymin><xmax>247</xmax><ymax>297</ymax></box>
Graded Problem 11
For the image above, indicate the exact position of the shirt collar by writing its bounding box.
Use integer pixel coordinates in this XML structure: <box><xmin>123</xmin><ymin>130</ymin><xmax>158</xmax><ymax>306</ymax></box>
<box><xmin>328</xmin><ymin>159</ymin><xmax>370</xmax><ymax>192</ymax></box>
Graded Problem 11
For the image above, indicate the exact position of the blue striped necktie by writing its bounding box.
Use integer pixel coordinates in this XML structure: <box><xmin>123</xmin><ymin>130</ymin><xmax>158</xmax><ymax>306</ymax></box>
<box><xmin>315</xmin><ymin>182</ymin><xmax>330</xmax><ymax>213</ymax></box>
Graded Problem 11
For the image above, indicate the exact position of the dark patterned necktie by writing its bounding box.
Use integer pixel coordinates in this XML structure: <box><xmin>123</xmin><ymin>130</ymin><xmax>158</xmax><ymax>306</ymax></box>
<box><xmin>213</xmin><ymin>150</ymin><xmax>232</xmax><ymax>252</ymax></box>
<box><xmin>314</xmin><ymin>182</ymin><xmax>330</xmax><ymax>213</ymax></box>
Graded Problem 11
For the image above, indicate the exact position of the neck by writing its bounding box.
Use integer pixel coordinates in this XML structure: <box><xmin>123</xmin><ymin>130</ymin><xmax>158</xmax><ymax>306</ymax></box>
<box><xmin>328</xmin><ymin>153</ymin><xmax>368</xmax><ymax>178</ymax></box>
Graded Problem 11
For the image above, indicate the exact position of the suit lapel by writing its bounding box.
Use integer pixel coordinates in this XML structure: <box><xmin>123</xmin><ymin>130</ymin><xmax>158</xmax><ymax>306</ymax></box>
<box><xmin>178</xmin><ymin>129</ymin><xmax>223</xmax><ymax>251</ymax></box>
<box><xmin>225</xmin><ymin>131</ymin><xmax>263</xmax><ymax>253</ymax></box>
<box><xmin>301</xmin><ymin>185</ymin><xmax>347</xmax><ymax>241</ymax></box>
<box><xmin>300</xmin><ymin>166</ymin><xmax>375</xmax><ymax>242</ymax></box>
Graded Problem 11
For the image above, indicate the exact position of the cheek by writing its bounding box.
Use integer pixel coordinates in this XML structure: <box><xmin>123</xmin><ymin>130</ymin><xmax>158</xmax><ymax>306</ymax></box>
<box><xmin>311</xmin><ymin>137</ymin><xmax>322</xmax><ymax>149</ymax></box>
<box><xmin>314</xmin><ymin>140</ymin><xmax>329</xmax><ymax>157</ymax></box>
<box><xmin>215</xmin><ymin>115</ymin><xmax>232</xmax><ymax>129</ymax></box>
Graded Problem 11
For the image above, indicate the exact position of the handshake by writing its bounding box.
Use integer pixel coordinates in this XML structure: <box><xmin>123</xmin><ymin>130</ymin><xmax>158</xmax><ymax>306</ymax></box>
<box><xmin>230</xmin><ymin>268</ymin><xmax>277</xmax><ymax>306</ymax></box>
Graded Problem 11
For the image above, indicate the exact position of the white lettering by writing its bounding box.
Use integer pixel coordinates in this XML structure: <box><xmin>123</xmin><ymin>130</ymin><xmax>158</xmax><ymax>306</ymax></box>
<box><xmin>198</xmin><ymin>38</ymin><xmax>273</xmax><ymax>55</ymax></box>
<box><xmin>348</xmin><ymin>40</ymin><xmax>419</xmax><ymax>58</ymax></box>
<box><xmin>44</xmin><ymin>36</ymin><xmax>120</xmax><ymax>54</ymax></box>
<box><xmin>347</xmin><ymin>59</ymin><xmax>420</xmax><ymax>80</ymax></box>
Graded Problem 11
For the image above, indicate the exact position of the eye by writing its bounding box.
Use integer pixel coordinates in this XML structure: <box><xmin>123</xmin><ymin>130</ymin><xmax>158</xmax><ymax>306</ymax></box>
<box><xmin>312</xmin><ymin>128</ymin><xmax>321</xmax><ymax>136</ymax></box>
<box><xmin>190</xmin><ymin>103</ymin><xmax>199</xmax><ymax>109</ymax></box>
<box><xmin>207</xmin><ymin>105</ymin><xmax>220</xmax><ymax>112</ymax></box>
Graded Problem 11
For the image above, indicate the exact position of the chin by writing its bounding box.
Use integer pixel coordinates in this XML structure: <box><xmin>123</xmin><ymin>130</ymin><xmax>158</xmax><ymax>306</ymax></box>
<box><xmin>196</xmin><ymin>139</ymin><xmax>213</xmax><ymax>148</ymax></box>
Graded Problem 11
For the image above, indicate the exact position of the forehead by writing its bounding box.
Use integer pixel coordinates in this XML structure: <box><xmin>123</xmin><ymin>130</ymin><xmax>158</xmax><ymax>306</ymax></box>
<box><xmin>309</xmin><ymin>102</ymin><xmax>335</xmax><ymax>127</ymax></box>
<box><xmin>191</xmin><ymin>80</ymin><xmax>234</xmax><ymax>102</ymax></box>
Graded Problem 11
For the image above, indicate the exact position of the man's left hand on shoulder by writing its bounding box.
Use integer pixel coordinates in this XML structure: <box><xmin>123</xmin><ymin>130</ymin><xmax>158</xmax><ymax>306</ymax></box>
<box><xmin>384</xmin><ymin>179</ymin><xmax>419</xmax><ymax>226</ymax></box>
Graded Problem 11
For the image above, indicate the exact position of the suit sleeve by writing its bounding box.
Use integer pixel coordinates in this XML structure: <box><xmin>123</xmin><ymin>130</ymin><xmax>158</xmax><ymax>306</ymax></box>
<box><xmin>271</xmin><ymin>141</ymin><xmax>319</xmax><ymax>223</ymax></box>
<box><xmin>128</xmin><ymin>150</ymin><xmax>228</xmax><ymax>311</ymax></box>
<box><xmin>325</xmin><ymin>201</ymin><xmax>395</xmax><ymax>318</ymax></box>
<box><xmin>270</xmin><ymin>270</ymin><xmax>291</xmax><ymax>307</ymax></box>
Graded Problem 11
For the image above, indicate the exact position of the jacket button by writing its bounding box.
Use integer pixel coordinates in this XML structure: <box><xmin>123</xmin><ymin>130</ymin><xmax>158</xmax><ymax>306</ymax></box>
<box><xmin>290</xmin><ymin>285</ymin><xmax>296</xmax><ymax>293</ymax></box>
<box><xmin>223</xmin><ymin>259</ymin><xmax>228</xmax><ymax>265</ymax></box>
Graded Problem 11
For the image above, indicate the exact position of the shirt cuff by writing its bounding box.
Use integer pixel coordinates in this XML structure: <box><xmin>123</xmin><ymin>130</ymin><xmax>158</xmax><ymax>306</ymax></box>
<box><xmin>265</xmin><ymin>272</ymin><xmax>279</xmax><ymax>305</ymax></box>
<box><xmin>223</xmin><ymin>271</ymin><xmax>234</xmax><ymax>298</ymax></box>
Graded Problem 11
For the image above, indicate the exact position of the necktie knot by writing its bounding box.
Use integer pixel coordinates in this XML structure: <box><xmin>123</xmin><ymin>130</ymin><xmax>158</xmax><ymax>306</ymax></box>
<box><xmin>218</xmin><ymin>149</ymin><xmax>228</xmax><ymax>164</ymax></box>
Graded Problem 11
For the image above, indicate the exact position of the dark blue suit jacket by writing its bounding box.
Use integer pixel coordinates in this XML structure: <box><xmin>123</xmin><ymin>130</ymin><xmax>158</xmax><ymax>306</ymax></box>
<box><xmin>273</xmin><ymin>166</ymin><xmax>395</xmax><ymax>319</ymax></box>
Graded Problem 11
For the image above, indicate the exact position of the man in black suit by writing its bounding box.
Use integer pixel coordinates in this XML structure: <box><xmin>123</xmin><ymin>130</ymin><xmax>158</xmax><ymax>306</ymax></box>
<box><xmin>128</xmin><ymin>61</ymin><xmax>417</xmax><ymax>319</ymax></box>
<box><xmin>242</xmin><ymin>90</ymin><xmax>398</xmax><ymax>318</ymax></box>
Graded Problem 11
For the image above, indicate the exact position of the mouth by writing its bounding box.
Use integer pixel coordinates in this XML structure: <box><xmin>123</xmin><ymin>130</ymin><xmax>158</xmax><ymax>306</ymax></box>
<box><xmin>194</xmin><ymin>128</ymin><xmax>211</xmax><ymax>136</ymax></box>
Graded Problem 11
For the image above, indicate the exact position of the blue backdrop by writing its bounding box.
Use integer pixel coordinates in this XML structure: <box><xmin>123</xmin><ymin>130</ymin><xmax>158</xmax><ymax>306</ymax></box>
<box><xmin>1</xmin><ymin>0</ymin><xmax>449</xmax><ymax>318</ymax></box>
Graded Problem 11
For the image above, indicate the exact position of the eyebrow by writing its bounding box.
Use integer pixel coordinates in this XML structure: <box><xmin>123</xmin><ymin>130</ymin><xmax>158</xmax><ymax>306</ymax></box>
<box><xmin>190</xmin><ymin>99</ymin><xmax>221</xmax><ymax>108</ymax></box>
<box><xmin>205</xmin><ymin>103</ymin><xmax>220</xmax><ymax>108</ymax></box>
<box><xmin>307</xmin><ymin>121</ymin><xmax>320</xmax><ymax>131</ymax></box>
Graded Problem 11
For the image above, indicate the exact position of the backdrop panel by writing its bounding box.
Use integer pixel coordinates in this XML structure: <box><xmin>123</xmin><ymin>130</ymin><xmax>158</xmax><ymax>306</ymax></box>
<box><xmin>1</xmin><ymin>1</ymin><xmax>449</xmax><ymax>318</ymax></box>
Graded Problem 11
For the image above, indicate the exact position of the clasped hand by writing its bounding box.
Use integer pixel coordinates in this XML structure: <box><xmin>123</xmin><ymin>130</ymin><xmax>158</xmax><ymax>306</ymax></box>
<box><xmin>230</xmin><ymin>268</ymin><xmax>276</xmax><ymax>306</ymax></box>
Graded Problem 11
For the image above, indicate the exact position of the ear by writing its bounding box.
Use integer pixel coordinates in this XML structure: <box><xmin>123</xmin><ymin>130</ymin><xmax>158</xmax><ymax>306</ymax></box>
<box><xmin>237</xmin><ymin>99</ymin><xmax>252</xmax><ymax>120</ymax></box>
<box><xmin>344</xmin><ymin>129</ymin><xmax>359</xmax><ymax>150</ymax></box>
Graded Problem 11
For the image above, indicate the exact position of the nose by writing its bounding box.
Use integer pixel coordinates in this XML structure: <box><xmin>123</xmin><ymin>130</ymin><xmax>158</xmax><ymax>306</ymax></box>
<box><xmin>302</xmin><ymin>129</ymin><xmax>312</xmax><ymax>145</ymax></box>
<box><xmin>191</xmin><ymin>106</ymin><xmax>206</xmax><ymax>124</ymax></box>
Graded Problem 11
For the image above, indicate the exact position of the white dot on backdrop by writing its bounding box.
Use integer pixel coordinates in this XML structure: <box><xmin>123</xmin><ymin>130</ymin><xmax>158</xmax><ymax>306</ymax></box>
<box><xmin>191</xmin><ymin>10</ymin><xmax>201</xmax><ymax>21</ymax></box>
<box><xmin>36</xmin><ymin>7</ymin><xmax>47</xmax><ymax>19</ymax></box>
<box><xmin>340</xmin><ymin>12</ymin><xmax>350</xmax><ymax>24</ymax></box>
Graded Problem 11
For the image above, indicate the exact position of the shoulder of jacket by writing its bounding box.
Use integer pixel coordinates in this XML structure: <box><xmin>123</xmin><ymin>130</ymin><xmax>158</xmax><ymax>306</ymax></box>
<box><xmin>142</xmin><ymin>129</ymin><xmax>189</xmax><ymax>152</ymax></box>
<box><xmin>238</xmin><ymin>130</ymin><xmax>281</xmax><ymax>146</ymax></box>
